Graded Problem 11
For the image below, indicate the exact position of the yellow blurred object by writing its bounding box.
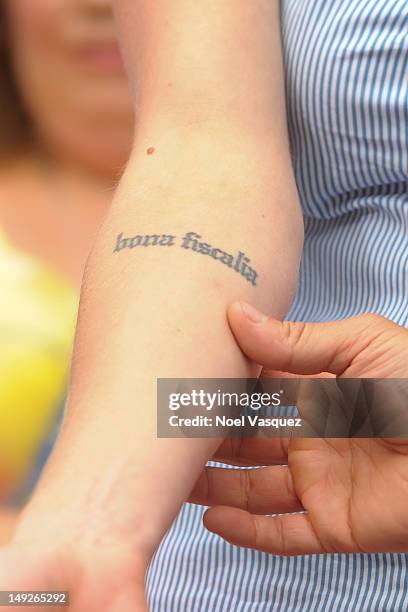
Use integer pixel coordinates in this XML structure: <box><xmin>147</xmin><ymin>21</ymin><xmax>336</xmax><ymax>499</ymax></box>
<box><xmin>0</xmin><ymin>231</ymin><xmax>77</xmax><ymax>498</ymax></box>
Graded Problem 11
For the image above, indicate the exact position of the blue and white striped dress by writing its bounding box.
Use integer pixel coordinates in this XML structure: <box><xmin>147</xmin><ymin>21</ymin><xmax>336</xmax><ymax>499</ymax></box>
<box><xmin>146</xmin><ymin>1</ymin><xmax>408</xmax><ymax>609</ymax></box>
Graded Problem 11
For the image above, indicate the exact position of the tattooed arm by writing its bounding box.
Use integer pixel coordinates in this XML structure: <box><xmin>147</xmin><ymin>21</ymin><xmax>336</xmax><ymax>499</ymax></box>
<box><xmin>12</xmin><ymin>1</ymin><xmax>303</xmax><ymax>607</ymax></box>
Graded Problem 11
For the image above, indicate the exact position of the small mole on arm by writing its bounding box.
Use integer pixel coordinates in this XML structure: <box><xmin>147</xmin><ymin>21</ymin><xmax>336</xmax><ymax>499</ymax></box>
<box><xmin>146</xmin><ymin>147</ymin><xmax>155</xmax><ymax>155</ymax></box>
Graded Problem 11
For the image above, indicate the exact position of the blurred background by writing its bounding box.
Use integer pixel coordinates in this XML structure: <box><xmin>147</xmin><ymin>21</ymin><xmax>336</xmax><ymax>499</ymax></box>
<box><xmin>0</xmin><ymin>0</ymin><xmax>134</xmax><ymax>542</ymax></box>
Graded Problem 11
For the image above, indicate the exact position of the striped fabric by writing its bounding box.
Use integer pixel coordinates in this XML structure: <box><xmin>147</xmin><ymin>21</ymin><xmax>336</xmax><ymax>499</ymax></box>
<box><xmin>146</xmin><ymin>1</ymin><xmax>408</xmax><ymax>610</ymax></box>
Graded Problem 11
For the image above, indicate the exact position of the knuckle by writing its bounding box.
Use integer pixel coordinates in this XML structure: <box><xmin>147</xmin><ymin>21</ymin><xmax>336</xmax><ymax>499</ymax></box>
<box><xmin>360</xmin><ymin>313</ymin><xmax>390</xmax><ymax>329</ymax></box>
<box><xmin>352</xmin><ymin>313</ymin><xmax>398</xmax><ymax>348</ymax></box>
<box><xmin>283</xmin><ymin>466</ymin><xmax>294</xmax><ymax>500</ymax></box>
<box><xmin>281</xmin><ymin>321</ymin><xmax>305</xmax><ymax>345</ymax></box>
<box><xmin>275</xmin><ymin>514</ymin><xmax>287</xmax><ymax>555</ymax></box>
<box><xmin>239</xmin><ymin>469</ymin><xmax>252</xmax><ymax>512</ymax></box>
<box><xmin>281</xmin><ymin>321</ymin><xmax>313</xmax><ymax>366</ymax></box>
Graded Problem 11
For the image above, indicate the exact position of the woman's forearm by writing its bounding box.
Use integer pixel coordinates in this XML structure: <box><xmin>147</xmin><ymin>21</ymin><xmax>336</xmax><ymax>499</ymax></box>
<box><xmin>16</xmin><ymin>132</ymin><xmax>302</xmax><ymax>558</ymax></box>
<box><xmin>15</xmin><ymin>0</ymin><xmax>303</xmax><ymax>563</ymax></box>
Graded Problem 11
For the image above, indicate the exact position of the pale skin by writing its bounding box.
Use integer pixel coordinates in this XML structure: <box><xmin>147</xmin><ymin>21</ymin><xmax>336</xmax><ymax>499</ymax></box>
<box><xmin>0</xmin><ymin>1</ymin><xmax>303</xmax><ymax>610</ymax></box>
<box><xmin>190</xmin><ymin>305</ymin><xmax>408</xmax><ymax>556</ymax></box>
<box><xmin>1</xmin><ymin>1</ymin><xmax>406</xmax><ymax>610</ymax></box>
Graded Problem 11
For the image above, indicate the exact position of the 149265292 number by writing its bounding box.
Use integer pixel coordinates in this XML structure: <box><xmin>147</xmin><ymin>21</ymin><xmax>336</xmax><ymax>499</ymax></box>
<box><xmin>5</xmin><ymin>591</ymin><xmax>68</xmax><ymax>606</ymax></box>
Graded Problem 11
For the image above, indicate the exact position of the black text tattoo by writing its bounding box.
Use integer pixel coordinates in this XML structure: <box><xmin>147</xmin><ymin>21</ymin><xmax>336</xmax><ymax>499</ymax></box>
<box><xmin>113</xmin><ymin>231</ymin><xmax>258</xmax><ymax>286</ymax></box>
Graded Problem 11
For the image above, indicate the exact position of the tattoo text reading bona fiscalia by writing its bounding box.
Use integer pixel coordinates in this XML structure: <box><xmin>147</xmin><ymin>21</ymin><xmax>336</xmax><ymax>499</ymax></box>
<box><xmin>113</xmin><ymin>231</ymin><xmax>258</xmax><ymax>287</ymax></box>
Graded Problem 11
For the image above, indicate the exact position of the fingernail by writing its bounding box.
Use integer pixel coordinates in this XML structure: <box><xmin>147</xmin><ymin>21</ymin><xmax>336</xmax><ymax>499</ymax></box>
<box><xmin>239</xmin><ymin>301</ymin><xmax>267</xmax><ymax>324</ymax></box>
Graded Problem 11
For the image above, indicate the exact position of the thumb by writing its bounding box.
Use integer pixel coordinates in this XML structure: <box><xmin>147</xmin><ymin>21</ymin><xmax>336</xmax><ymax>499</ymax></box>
<box><xmin>227</xmin><ymin>302</ymin><xmax>399</xmax><ymax>375</ymax></box>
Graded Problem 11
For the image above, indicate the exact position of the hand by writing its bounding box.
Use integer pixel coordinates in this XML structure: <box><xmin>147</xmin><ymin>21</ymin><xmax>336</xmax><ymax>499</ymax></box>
<box><xmin>190</xmin><ymin>305</ymin><xmax>408</xmax><ymax>556</ymax></box>
<box><xmin>0</xmin><ymin>541</ymin><xmax>148</xmax><ymax>611</ymax></box>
